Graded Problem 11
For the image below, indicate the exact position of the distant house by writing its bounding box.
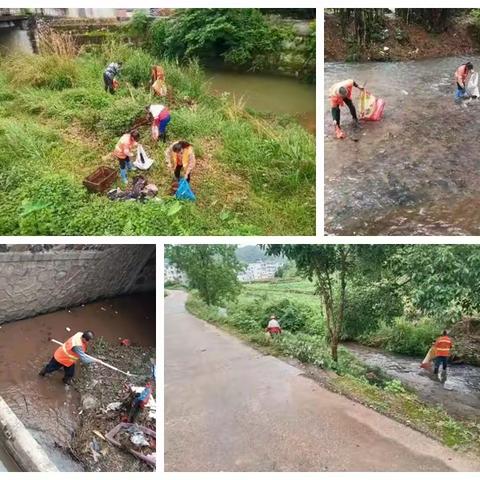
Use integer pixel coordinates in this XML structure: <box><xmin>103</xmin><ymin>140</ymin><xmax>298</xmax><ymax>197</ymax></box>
<box><xmin>238</xmin><ymin>261</ymin><xmax>284</xmax><ymax>283</ymax></box>
<box><xmin>164</xmin><ymin>265</ymin><xmax>187</xmax><ymax>285</ymax></box>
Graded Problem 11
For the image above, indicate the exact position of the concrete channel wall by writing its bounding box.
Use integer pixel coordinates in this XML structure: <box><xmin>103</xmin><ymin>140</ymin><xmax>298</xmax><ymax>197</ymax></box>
<box><xmin>0</xmin><ymin>396</ymin><xmax>58</xmax><ymax>472</ymax></box>
<box><xmin>0</xmin><ymin>245</ymin><xmax>156</xmax><ymax>324</ymax></box>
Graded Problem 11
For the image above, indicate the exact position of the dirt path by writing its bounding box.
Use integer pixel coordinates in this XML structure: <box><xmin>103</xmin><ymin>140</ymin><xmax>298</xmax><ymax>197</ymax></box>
<box><xmin>164</xmin><ymin>291</ymin><xmax>480</xmax><ymax>472</ymax></box>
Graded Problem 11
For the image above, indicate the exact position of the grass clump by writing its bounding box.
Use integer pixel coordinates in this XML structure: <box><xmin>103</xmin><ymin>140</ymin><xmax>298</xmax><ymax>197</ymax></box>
<box><xmin>3</xmin><ymin>54</ymin><xmax>79</xmax><ymax>90</ymax></box>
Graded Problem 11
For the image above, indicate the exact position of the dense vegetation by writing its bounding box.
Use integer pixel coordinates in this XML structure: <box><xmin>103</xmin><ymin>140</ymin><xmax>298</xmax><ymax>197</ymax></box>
<box><xmin>0</xmin><ymin>25</ymin><xmax>315</xmax><ymax>235</ymax></box>
<box><xmin>180</xmin><ymin>244</ymin><xmax>480</xmax><ymax>363</ymax></box>
<box><xmin>329</xmin><ymin>8</ymin><xmax>480</xmax><ymax>61</ymax></box>
<box><xmin>125</xmin><ymin>8</ymin><xmax>315</xmax><ymax>79</ymax></box>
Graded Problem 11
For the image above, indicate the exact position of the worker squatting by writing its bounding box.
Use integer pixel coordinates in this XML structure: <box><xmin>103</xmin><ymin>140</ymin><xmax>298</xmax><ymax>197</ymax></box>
<box><xmin>103</xmin><ymin>61</ymin><xmax>197</xmax><ymax>186</ymax></box>
<box><xmin>328</xmin><ymin>61</ymin><xmax>478</xmax><ymax>139</ymax></box>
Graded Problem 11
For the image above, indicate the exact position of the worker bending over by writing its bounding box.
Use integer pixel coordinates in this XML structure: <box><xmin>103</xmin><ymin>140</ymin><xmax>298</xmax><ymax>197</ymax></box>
<box><xmin>165</xmin><ymin>140</ymin><xmax>196</xmax><ymax>183</ymax></box>
<box><xmin>147</xmin><ymin>104</ymin><xmax>171</xmax><ymax>143</ymax></box>
<box><xmin>455</xmin><ymin>61</ymin><xmax>473</xmax><ymax>99</ymax></box>
<box><xmin>329</xmin><ymin>79</ymin><xmax>364</xmax><ymax>139</ymax></box>
<box><xmin>114</xmin><ymin>129</ymin><xmax>140</xmax><ymax>184</ymax></box>
<box><xmin>39</xmin><ymin>331</ymin><xmax>96</xmax><ymax>385</ymax></box>
<box><xmin>266</xmin><ymin>315</ymin><xmax>282</xmax><ymax>336</ymax></box>
<box><xmin>433</xmin><ymin>330</ymin><xmax>453</xmax><ymax>376</ymax></box>
<box><xmin>104</xmin><ymin>61</ymin><xmax>122</xmax><ymax>94</ymax></box>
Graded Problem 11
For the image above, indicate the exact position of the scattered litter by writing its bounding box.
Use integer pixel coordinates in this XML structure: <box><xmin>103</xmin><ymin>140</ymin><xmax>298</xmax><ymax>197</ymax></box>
<box><xmin>66</xmin><ymin>327</ymin><xmax>71</xmax><ymax>332</ymax></box>
<box><xmin>107</xmin><ymin>176</ymin><xmax>158</xmax><ymax>202</ymax></box>
<box><xmin>133</xmin><ymin>144</ymin><xmax>154</xmax><ymax>170</ymax></box>
<box><xmin>115</xmin><ymin>311</ymin><xmax>119</xmax><ymax>315</ymax></box>
<box><xmin>93</xmin><ymin>430</ymin><xmax>106</xmax><ymax>441</ymax></box>
<box><xmin>402</xmin><ymin>90</ymin><xmax>409</xmax><ymax>95</ymax></box>
<box><xmin>131</xmin><ymin>431</ymin><xmax>150</xmax><ymax>447</ymax></box>
<box><xmin>106</xmin><ymin>402</ymin><xmax>122</xmax><ymax>412</ymax></box>
<box><xmin>101</xmin><ymin>307</ymin><xmax>107</xmax><ymax>311</ymax></box>
<box><xmin>90</xmin><ymin>439</ymin><xmax>102</xmax><ymax>463</ymax></box>
<box><xmin>120</xmin><ymin>339</ymin><xmax>131</xmax><ymax>347</ymax></box>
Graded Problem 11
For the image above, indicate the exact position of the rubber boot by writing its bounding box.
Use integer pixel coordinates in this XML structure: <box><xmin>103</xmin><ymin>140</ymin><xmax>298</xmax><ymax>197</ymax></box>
<box><xmin>38</xmin><ymin>367</ymin><xmax>47</xmax><ymax>377</ymax></box>
<box><xmin>335</xmin><ymin>125</ymin><xmax>345</xmax><ymax>139</ymax></box>
<box><xmin>120</xmin><ymin>167</ymin><xmax>128</xmax><ymax>185</ymax></box>
<box><xmin>63</xmin><ymin>377</ymin><xmax>73</xmax><ymax>385</ymax></box>
<box><xmin>161</xmin><ymin>131</ymin><xmax>167</xmax><ymax>143</ymax></box>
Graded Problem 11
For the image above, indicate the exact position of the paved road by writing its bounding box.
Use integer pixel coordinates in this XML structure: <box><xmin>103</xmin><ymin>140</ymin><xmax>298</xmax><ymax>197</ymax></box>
<box><xmin>164</xmin><ymin>291</ymin><xmax>480</xmax><ymax>472</ymax></box>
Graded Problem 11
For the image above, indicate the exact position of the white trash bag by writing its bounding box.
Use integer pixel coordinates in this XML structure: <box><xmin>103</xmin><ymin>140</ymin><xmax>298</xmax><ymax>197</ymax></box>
<box><xmin>133</xmin><ymin>144</ymin><xmax>154</xmax><ymax>170</ymax></box>
<box><xmin>466</xmin><ymin>71</ymin><xmax>479</xmax><ymax>98</ymax></box>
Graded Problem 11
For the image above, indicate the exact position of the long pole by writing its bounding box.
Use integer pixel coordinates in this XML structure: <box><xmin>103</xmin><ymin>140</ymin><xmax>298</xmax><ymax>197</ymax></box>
<box><xmin>51</xmin><ymin>339</ymin><xmax>136</xmax><ymax>377</ymax></box>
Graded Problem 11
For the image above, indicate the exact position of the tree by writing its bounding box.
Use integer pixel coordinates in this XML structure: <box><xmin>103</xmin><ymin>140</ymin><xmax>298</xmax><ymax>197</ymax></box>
<box><xmin>155</xmin><ymin>9</ymin><xmax>289</xmax><ymax>69</ymax></box>
<box><xmin>264</xmin><ymin>245</ymin><xmax>352</xmax><ymax>361</ymax></box>
<box><xmin>264</xmin><ymin>244</ymin><xmax>399</xmax><ymax>361</ymax></box>
<box><xmin>389</xmin><ymin>245</ymin><xmax>480</xmax><ymax>319</ymax></box>
<box><xmin>166</xmin><ymin>245</ymin><xmax>243</xmax><ymax>306</ymax></box>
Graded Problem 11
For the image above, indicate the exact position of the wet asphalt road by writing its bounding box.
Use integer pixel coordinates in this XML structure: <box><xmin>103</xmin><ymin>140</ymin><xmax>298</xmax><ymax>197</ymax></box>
<box><xmin>164</xmin><ymin>291</ymin><xmax>480</xmax><ymax>472</ymax></box>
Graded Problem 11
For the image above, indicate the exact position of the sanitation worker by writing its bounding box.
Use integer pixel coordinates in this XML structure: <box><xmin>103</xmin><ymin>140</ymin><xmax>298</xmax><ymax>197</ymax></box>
<box><xmin>329</xmin><ymin>79</ymin><xmax>364</xmax><ymax>139</ymax></box>
<box><xmin>103</xmin><ymin>61</ymin><xmax>122</xmax><ymax>94</ymax></box>
<box><xmin>265</xmin><ymin>315</ymin><xmax>282</xmax><ymax>336</ymax></box>
<box><xmin>455</xmin><ymin>61</ymin><xmax>473</xmax><ymax>100</ymax></box>
<box><xmin>165</xmin><ymin>140</ymin><xmax>196</xmax><ymax>183</ymax></box>
<box><xmin>39</xmin><ymin>331</ymin><xmax>96</xmax><ymax>385</ymax></box>
<box><xmin>113</xmin><ymin>129</ymin><xmax>140</xmax><ymax>185</ymax></box>
<box><xmin>151</xmin><ymin>65</ymin><xmax>167</xmax><ymax>97</ymax></box>
<box><xmin>433</xmin><ymin>330</ymin><xmax>453</xmax><ymax>376</ymax></box>
<box><xmin>146</xmin><ymin>104</ymin><xmax>171</xmax><ymax>143</ymax></box>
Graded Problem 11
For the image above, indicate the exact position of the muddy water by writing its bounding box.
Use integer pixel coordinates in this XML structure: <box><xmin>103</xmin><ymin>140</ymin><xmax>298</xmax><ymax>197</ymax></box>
<box><xmin>345</xmin><ymin>342</ymin><xmax>480</xmax><ymax>419</ymax></box>
<box><xmin>208</xmin><ymin>70</ymin><xmax>316</xmax><ymax>133</ymax></box>
<box><xmin>0</xmin><ymin>293</ymin><xmax>155</xmax><ymax>471</ymax></box>
<box><xmin>325</xmin><ymin>56</ymin><xmax>480</xmax><ymax>235</ymax></box>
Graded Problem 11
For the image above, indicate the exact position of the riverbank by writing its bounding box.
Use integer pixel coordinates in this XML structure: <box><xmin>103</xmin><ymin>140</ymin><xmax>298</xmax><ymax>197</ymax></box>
<box><xmin>0</xmin><ymin>46</ymin><xmax>315</xmax><ymax>236</ymax></box>
<box><xmin>181</xmin><ymin>290</ymin><xmax>480</xmax><ymax>459</ymax></box>
<box><xmin>325</xmin><ymin>12</ymin><xmax>478</xmax><ymax>62</ymax></box>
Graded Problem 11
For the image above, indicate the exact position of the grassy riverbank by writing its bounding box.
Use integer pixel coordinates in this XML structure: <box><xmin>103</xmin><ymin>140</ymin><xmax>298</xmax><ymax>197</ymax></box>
<box><xmin>0</xmin><ymin>44</ymin><xmax>315</xmax><ymax>235</ymax></box>
<box><xmin>184</xmin><ymin>289</ymin><xmax>480</xmax><ymax>456</ymax></box>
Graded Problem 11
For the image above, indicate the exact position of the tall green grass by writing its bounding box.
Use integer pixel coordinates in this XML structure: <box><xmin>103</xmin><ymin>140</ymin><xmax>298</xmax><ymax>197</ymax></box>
<box><xmin>0</xmin><ymin>45</ymin><xmax>315</xmax><ymax>235</ymax></box>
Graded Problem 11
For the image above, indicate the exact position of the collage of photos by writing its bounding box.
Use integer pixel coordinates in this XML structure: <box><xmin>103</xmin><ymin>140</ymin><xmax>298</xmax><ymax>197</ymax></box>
<box><xmin>0</xmin><ymin>5</ymin><xmax>479</xmax><ymax>479</ymax></box>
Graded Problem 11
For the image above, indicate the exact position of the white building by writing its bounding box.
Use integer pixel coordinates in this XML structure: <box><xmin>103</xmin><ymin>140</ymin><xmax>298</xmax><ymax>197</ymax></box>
<box><xmin>238</xmin><ymin>261</ymin><xmax>283</xmax><ymax>283</ymax></box>
<box><xmin>164</xmin><ymin>265</ymin><xmax>187</xmax><ymax>285</ymax></box>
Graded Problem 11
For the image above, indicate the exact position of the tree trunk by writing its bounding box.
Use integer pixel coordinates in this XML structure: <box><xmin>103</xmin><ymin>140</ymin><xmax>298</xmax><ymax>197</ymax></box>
<box><xmin>331</xmin><ymin>339</ymin><xmax>338</xmax><ymax>362</ymax></box>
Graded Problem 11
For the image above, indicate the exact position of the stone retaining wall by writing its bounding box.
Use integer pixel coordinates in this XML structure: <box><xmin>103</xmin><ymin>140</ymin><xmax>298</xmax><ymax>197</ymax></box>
<box><xmin>0</xmin><ymin>244</ymin><xmax>155</xmax><ymax>323</ymax></box>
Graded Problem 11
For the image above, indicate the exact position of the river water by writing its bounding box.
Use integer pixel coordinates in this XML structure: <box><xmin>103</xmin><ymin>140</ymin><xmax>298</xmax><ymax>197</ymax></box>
<box><xmin>209</xmin><ymin>70</ymin><xmax>316</xmax><ymax>133</ymax></box>
<box><xmin>0</xmin><ymin>293</ymin><xmax>155</xmax><ymax>471</ymax></box>
<box><xmin>345</xmin><ymin>342</ymin><xmax>480</xmax><ymax>420</ymax></box>
<box><xmin>325</xmin><ymin>56</ymin><xmax>480</xmax><ymax>235</ymax></box>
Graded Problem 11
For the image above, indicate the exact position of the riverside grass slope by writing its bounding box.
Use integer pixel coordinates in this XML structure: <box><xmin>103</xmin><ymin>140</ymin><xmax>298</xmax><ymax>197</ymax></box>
<box><xmin>0</xmin><ymin>46</ymin><xmax>315</xmax><ymax>236</ymax></box>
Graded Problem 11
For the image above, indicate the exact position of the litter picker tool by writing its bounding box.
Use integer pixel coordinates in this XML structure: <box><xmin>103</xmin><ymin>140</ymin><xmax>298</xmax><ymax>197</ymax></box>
<box><xmin>51</xmin><ymin>339</ymin><xmax>139</xmax><ymax>377</ymax></box>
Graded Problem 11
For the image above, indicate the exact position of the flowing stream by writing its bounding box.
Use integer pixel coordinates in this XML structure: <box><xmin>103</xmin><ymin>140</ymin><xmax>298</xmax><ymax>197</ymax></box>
<box><xmin>0</xmin><ymin>292</ymin><xmax>155</xmax><ymax>471</ymax></box>
<box><xmin>325</xmin><ymin>56</ymin><xmax>480</xmax><ymax>235</ymax></box>
<box><xmin>345</xmin><ymin>342</ymin><xmax>480</xmax><ymax>419</ymax></box>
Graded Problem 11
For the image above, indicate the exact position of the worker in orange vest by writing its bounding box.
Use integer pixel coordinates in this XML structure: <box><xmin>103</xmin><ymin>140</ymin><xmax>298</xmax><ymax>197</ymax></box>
<box><xmin>455</xmin><ymin>61</ymin><xmax>473</xmax><ymax>100</ymax></box>
<box><xmin>433</xmin><ymin>330</ymin><xmax>453</xmax><ymax>375</ymax></box>
<box><xmin>329</xmin><ymin>79</ymin><xmax>364</xmax><ymax>139</ymax></box>
<box><xmin>39</xmin><ymin>331</ymin><xmax>96</xmax><ymax>385</ymax></box>
<box><xmin>113</xmin><ymin>129</ymin><xmax>140</xmax><ymax>184</ymax></box>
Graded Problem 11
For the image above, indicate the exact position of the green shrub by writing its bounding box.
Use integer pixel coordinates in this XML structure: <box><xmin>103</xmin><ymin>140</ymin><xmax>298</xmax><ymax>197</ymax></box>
<box><xmin>96</xmin><ymin>95</ymin><xmax>149</xmax><ymax>136</ymax></box>
<box><xmin>121</xmin><ymin>50</ymin><xmax>155</xmax><ymax>88</ymax></box>
<box><xmin>148</xmin><ymin>19</ymin><xmax>168</xmax><ymax>57</ymax></box>
<box><xmin>361</xmin><ymin>317</ymin><xmax>440</xmax><ymax>356</ymax></box>
<box><xmin>343</xmin><ymin>283</ymin><xmax>403</xmax><ymax>339</ymax></box>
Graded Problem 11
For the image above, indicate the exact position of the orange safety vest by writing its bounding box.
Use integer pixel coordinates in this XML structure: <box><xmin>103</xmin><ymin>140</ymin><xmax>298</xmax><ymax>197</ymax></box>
<box><xmin>114</xmin><ymin>134</ymin><xmax>137</xmax><ymax>160</ymax></box>
<box><xmin>455</xmin><ymin>65</ymin><xmax>468</xmax><ymax>84</ymax></box>
<box><xmin>54</xmin><ymin>332</ymin><xmax>88</xmax><ymax>367</ymax></box>
<box><xmin>172</xmin><ymin>146</ymin><xmax>192</xmax><ymax>170</ymax></box>
<box><xmin>434</xmin><ymin>336</ymin><xmax>453</xmax><ymax>357</ymax></box>
<box><xmin>329</xmin><ymin>79</ymin><xmax>355</xmax><ymax>107</ymax></box>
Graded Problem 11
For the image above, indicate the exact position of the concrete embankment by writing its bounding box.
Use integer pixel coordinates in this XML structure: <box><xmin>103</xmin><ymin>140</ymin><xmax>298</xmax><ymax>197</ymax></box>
<box><xmin>0</xmin><ymin>396</ymin><xmax>58</xmax><ymax>472</ymax></box>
